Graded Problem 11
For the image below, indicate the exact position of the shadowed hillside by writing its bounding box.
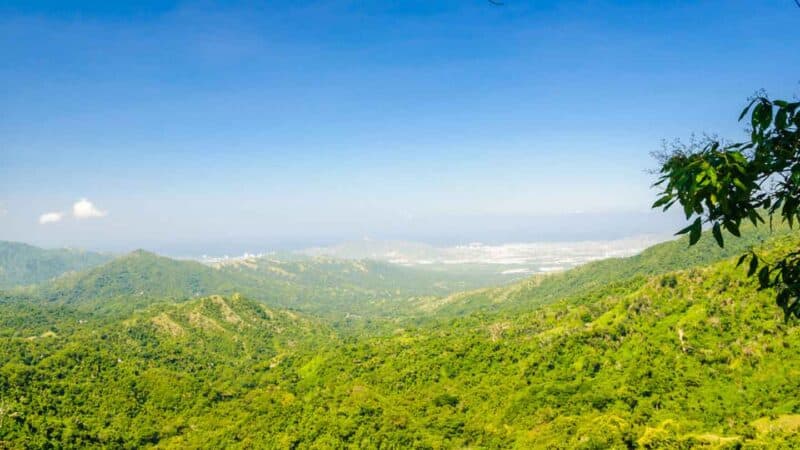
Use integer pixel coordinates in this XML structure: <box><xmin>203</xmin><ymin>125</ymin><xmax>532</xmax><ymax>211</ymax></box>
<box><xmin>0</xmin><ymin>241</ymin><xmax>112</xmax><ymax>289</ymax></box>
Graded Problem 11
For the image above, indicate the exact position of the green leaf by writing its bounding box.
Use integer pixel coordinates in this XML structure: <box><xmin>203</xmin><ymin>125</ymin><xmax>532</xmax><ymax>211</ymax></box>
<box><xmin>736</xmin><ymin>254</ymin><xmax>748</xmax><ymax>267</ymax></box>
<box><xmin>675</xmin><ymin>220</ymin><xmax>695</xmax><ymax>236</ymax></box>
<box><xmin>776</xmin><ymin>109</ymin><xmax>788</xmax><ymax>129</ymax></box>
<box><xmin>688</xmin><ymin>218</ymin><xmax>702</xmax><ymax>246</ymax></box>
<box><xmin>760</xmin><ymin>102</ymin><xmax>773</xmax><ymax>128</ymax></box>
<box><xmin>712</xmin><ymin>223</ymin><xmax>724</xmax><ymax>247</ymax></box>
<box><xmin>747</xmin><ymin>255</ymin><xmax>759</xmax><ymax>277</ymax></box>
<box><xmin>747</xmin><ymin>209</ymin><xmax>763</xmax><ymax>226</ymax></box>
<box><xmin>758</xmin><ymin>266</ymin><xmax>770</xmax><ymax>288</ymax></box>
<box><xmin>739</xmin><ymin>99</ymin><xmax>756</xmax><ymax>121</ymax></box>
<box><xmin>724</xmin><ymin>221</ymin><xmax>741</xmax><ymax>237</ymax></box>
<box><xmin>752</xmin><ymin>103</ymin><xmax>763</xmax><ymax>129</ymax></box>
<box><xmin>651</xmin><ymin>196</ymin><xmax>671</xmax><ymax>209</ymax></box>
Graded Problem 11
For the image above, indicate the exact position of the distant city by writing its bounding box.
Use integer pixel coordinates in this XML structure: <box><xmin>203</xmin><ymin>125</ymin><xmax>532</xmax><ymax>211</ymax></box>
<box><xmin>197</xmin><ymin>234</ymin><xmax>671</xmax><ymax>275</ymax></box>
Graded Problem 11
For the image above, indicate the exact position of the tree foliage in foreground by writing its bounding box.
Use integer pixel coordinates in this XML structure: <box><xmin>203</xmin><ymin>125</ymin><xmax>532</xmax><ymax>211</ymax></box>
<box><xmin>654</xmin><ymin>95</ymin><xmax>800</xmax><ymax>319</ymax></box>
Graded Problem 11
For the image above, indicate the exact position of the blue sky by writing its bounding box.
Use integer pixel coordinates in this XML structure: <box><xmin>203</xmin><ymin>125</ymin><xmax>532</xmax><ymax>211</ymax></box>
<box><xmin>1</xmin><ymin>0</ymin><xmax>798</xmax><ymax>253</ymax></box>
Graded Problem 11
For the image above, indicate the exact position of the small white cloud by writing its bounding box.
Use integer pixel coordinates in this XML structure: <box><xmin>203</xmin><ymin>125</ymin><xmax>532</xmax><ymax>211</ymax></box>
<box><xmin>39</xmin><ymin>212</ymin><xmax>63</xmax><ymax>224</ymax></box>
<box><xmin>73</xmin><ymin>198</ymin><xmax>107</xmax><ymax>219</ymax></box>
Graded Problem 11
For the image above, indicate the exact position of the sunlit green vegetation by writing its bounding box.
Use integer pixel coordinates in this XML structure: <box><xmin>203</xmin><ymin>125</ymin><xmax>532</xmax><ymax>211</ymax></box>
<box><xmin>405</xmin><ymin>221</ymin><xmax>792</xmax><ymax>320</ymax></box>
<box><xmin>13</xmin><ymin>249</ymin><xmax>519</xmax><ymax>322</ymax></box>
<box><xmin>1</xmin><ymin>229</ymin><xmax>800</xmax><ymax>448</ymax></box>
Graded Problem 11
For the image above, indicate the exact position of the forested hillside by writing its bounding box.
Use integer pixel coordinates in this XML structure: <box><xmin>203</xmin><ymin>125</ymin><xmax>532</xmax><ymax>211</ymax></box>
<box><xmin>215</xmin><ymin>255</ymin><xmax>521</xmax><ymax>318</ymax></box>
<box><xmin>9</xmin><ymin>222</ymin><xmax>787</xmax><ymax>326</ymax></box>
<box><xmin>27</xmin><ymin>250</ymin><xmax>241</xmax><ymax>312</ymax></box>
<box><xmin>0</xmin><ymin>241</ymin><xmax>112</xmax><ymax>289</ymax></box>
<box><xmin>14</xmin><ymin>247</ymin><xmax>523</xmax><ymax>320</ymax></box>
<box><xmin>2</xmin><ymin>232</ymin><xmax>800</xmax><ymax>447</ymax></box>
<box><xmin>0</xmin><ymin>295</ymin><xmax>331</xmax><ymax>448</ymax></box>
<box><xmin>411</xmin><ymin>221</ymin><xmax>791</xmax><ymax>319</ymax></box>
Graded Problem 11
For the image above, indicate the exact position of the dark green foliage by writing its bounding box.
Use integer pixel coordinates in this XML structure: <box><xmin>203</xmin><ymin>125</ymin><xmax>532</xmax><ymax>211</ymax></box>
<box><xmin>433</xmin><ymin>393</ymin><xmax>459</xmax><ymax>407</ymax></box>
<box><xmin>654</xmin><ymin>95</ymin><xmax>800</xmax><ymax>319</ymax></box>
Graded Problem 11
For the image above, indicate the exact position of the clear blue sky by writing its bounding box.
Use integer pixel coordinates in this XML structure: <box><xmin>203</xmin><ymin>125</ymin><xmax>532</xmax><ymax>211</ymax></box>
<box><xmin>1</xmin><ymin>0</ymin><xmax>798</xmax><ymax>253</ymax></box>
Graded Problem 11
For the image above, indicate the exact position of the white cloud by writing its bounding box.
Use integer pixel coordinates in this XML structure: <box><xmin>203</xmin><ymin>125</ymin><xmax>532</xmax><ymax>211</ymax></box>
<box><xmin>73</xmin><ymin>198</ymin><xmax>107</xmax><ymax>219</ymax></box>
<box><xmin>39</xmin><ymin>212</ymin><xmax>63</xmax><ymax>224</ymax></box>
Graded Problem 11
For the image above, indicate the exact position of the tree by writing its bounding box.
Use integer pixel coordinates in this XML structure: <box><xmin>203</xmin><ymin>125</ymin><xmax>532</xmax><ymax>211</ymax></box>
<box><xmin>652</xmin><ymin>94</ymin><xmax>800</xmax><ymax>320</ymax></box>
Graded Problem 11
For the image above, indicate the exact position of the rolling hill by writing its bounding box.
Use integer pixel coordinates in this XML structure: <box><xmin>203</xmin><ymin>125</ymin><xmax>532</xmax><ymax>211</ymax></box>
<box><xmin>0</xmin><ymin>294</ymin><xmax>331</xmax><ymax>448</ymax></box>
<box><xmin>26</xmin><ymin>250</ymin><xmax>248</xmax><ymax>314</ymax></box>
<box><xmin>405</xmin><ymin>221</ymin><xmax>794</xmax><ymax>318</ymax></box>
<box><xmin>19</xmin><ymin>247</ymin><xmax>520</xmax><ymax>319</ymax></box>
<box><xmin>8</xmin><ymin>221</ymin><xmax>789</xmax><ymax>324</ymax></box>
<box><xmin>0</xmin><ymin>241</ymin><xmax>112</xmax><ymax>289</ymax></box>
<box><xmin>1</xmin><ymin>233</ymin><xmax>800</xmax><ymax>447</ymax></box>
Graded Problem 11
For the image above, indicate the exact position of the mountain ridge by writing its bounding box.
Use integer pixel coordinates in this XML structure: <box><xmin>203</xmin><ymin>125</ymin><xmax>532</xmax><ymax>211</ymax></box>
<box><xmin>0</xmin><ymin>240</ymin><xmax>113</xmax><ymax>289</ymax></box>
<box><xmin>2</xmin><ymin>231</ymin><xmax>800</xmax><ymax>447</ymax></box>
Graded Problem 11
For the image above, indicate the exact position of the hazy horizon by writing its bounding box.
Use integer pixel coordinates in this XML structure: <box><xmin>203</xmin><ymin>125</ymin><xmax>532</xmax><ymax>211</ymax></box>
<box><xmin>2</xmin><ymin>210</ymin><xmax>684</xmax><ymax>257</ymax></box>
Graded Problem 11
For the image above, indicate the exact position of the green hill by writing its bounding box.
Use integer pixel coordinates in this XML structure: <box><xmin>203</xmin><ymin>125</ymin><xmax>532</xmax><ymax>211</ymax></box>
<box><xmin>11</xmin><ymin>222</ymin><xmax>785</xmax><ymax>323</ymax></box>
<box><xmin>0</xmin><ymin>294</ymin><xmax>331</xmax><ymax>448</ymax></box>
<box><xmin>27</xmin><ymin>250</ymin><xmax>247</xmax><ymax>314</ymax></box>
<box><xmin>216</xmin><ymin>255</ymin><xmax>522</xmax><ymax>318</ymax></box>
<box><xmin>239</xmin><ymin>233</ymin><xmax>799</xmax><ymax>449</ymax></box>
<box><xmin>23</xmin><ymin>248</ymin><xmax>521</xmax><ymax>319</ymax></box>
<box><xmin>0</xmin><ymin>241</ymin><xmax>112</xmax><ymax>289</ymax></box>
<box><xmin>408</xmin><ymin>221</ymin><xmax>793</xmax><ymax>318</ymax></box>
<box><xmin>2</xmin><ymin>233</ymin><xmax>800</xmax><ymax>447</ymax></box>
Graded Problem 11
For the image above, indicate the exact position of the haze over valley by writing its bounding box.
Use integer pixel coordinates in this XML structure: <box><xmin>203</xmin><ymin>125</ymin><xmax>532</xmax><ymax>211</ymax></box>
<box><xmin>296</xmin><ymin>234</ymin><xmax>667</xmax><ymax>273</ymax></box>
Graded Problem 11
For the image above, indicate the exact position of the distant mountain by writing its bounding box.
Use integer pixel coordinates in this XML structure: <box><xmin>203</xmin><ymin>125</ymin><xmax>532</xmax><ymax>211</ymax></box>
<box><xmin>28</xmin><ymin>249</ymin><xmax>250</xmax><ymax>313</ymax></box>
<box><xmin>298</xmin><ymin>235</ymin><xmax>666</xmax><ymax>273</ymax></box>
<box><xmin>0</xmin><ymin>241</ymin><xmax>112</xmax><ymax>289</ymax></box>
<box><xmin>25</xmin><ymin>249</ymin><xmax>517</xmax><ymax>319</ymax></box>
<box><xmin>17</xmin><ymin>222</ymin><xmax>791</xmax><ymax>321</ymax></box>
<box><xmin>214</xmin><ymin>255</ymin><xmax>521</xmax><ymax>316</ymax></box>
<box><xmin>407</xmin><ymin>221</ymin><xmax>796</xmax><ymax>318</ymax></box>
